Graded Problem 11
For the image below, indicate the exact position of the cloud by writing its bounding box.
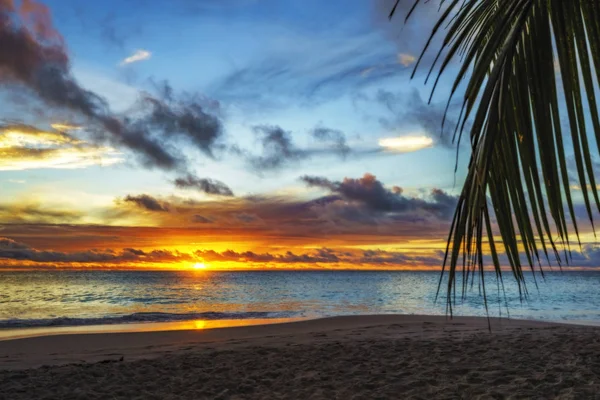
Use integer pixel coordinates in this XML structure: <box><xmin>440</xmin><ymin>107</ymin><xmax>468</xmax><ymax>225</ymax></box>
<box><xmin>235</xmin><ymin>213</ymin><xmax>258</xmax><ymax>223</ymax></box>
<box><xmin>301</xmin><ymin>173</ymin><xmax>457</xmax><ymax>218</ymax></box>
<box><xmin>0</xmin><ymin>2</ymin><xmax>175</xmax><ymax>169</ymax></box>
<box><xmin>0</xmin><ymin>237</ymin><xmax>191</xmax><ymax>265</ymax></box>
<box><xmin>397</xmin><ymin>53</ymin><xmax>416</xmax><ymax>67</ymax></box>
<box><xmin>0</xmin><ymin>202</ymin><xmax>83</xmax><ymax>224</ymax></box>
<box><xmin>243</xmin><ymin>125</ymin><xmax>353</xmax><ymax>173</ymax></box>
<box><xmin>378</xmin><ymin>136</ymin><xmax>434</xmax><ymax>153</ymax></box>
<box><xmin>195</xmin><ymin>248</ymin><xmax>341</xmax><ymax>264</ymax></box>
<box><xmin>139</xmin><ymin>81</ymin><xmax>223</xmax><ymax>158</ymax></box>
<box><xmin>569</xmin><ymin>245</ymin><xmax>600</xmax><ymax>268</ymax></box>
<box><xmin>5</xmin><ymin>230</ymin><xmax>600</xmax><ymax>269</ymax></box>
<box><xmin>0</xmin><ymin>215</ymin><xmax>451</xmax><ymax>270</ymax></box>
<box><xmin>174</xmin><ymin>174</ymin><xmax>234</xmax><ymax>197</ymax></box>
<box><xmin>0</xmin><ymin>123</ymin><xmax>123</xmax><ymax>170</ymax></box>
<box><xmin>0</xmin><ymin>235</ymin><xmax>446</xmax><ymax>268</ymax></box>
<box><xmin>194</xmin><ymin>247</ymin><xmax>444</xmax><ymax>267</ymax></box>
<box><xmin>248</xmin><ymin>125</ymin><xmax>309</xmax><ymax>171</ymax></box>
<box><xmin>377</xmin><ymin>89</ymin><xmax>446</xmax><ymax>139</ymax></box>
<box><xmin>104</xmin><ymin>174</ymin><xmax>457</xmax><ymax>242</ymax></box>
<box><xmin>191</xmin><ymin>214</ymin><xmax>213</xmax><ymax>224</ymax></box>
<box><xmin>0</xmin><ymin>3</ymin><xmax>223</xmax><ymax>173</ymax></box>
<box><xmin>0</xmin><ymin>169</ymin><xmax>458</xmax><ymax>253</ymax></box>
<box><xmin>119</xmin><ymin>49</ymin><xmax>151</xmax><ymax>66</ymax></box>
<box><xmin>355</xmin><ymin>89</ymin><xmax>465</xmax><ymax>149</ymax></box>
<box><xmin>123</xmin><ymin>194</ymin><xmax>170</xmax><ymax>212</ymax></box>
<box><xmin>103</xmin><ymin>186</ymin><xmax>451</xmax><ymax>246</ymax></box>
<box><xmin>311</xmin><ymin>127</ymin><xmax>350</xmax><ymax>158</ymax></box>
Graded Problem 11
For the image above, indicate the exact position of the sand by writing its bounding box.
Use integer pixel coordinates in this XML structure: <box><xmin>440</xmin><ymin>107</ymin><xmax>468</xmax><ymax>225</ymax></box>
<box><xmin>1</xmin><ymin>315</ymin><xmax>600</xmax><ymax>399</ymax></box>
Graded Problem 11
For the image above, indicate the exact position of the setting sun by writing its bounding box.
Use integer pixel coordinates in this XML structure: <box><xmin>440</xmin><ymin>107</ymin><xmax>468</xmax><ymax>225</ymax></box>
<box><xmin>193</xmin><ymin>262</ymin><xmax>207</xmax><ymax>270</ymax></box>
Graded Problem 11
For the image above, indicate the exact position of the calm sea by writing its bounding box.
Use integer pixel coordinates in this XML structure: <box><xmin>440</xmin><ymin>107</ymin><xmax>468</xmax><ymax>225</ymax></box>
<box><xmin>2</xmin><ymin>270</ymin><xmax>600</xmax><ymax>329</ymax></box>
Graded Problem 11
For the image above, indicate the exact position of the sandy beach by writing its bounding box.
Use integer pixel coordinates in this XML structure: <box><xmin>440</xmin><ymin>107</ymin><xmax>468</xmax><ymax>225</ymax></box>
<box><xmin>1</xmin><ymin>315</ymin><xmax>600</xmax><ymax>399</ymax></box>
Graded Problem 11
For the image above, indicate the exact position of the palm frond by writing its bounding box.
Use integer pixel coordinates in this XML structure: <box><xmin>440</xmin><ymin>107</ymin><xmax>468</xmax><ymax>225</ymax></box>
<box><xmin>391</xmin><ymin>0</ymin><xmax>600</xmax><ymax>311</ymax></box>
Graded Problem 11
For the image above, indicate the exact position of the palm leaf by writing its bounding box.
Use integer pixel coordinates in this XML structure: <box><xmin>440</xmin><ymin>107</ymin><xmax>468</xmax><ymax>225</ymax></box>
<box><xmin>390</xmin><ymin>0</ymin><xmax>600</xmax><ymax>311</ymax></box>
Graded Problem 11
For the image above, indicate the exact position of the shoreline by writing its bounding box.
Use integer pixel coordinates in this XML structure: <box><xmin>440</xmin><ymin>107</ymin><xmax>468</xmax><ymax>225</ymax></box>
<box><xmin>2</xmin><ymin>314</ymin><xmax>600</xmax><ymax>398</ymax></box>
<box><xmin>0</xmin><ymin>314</ymin><xmax>594</xmax><ymax>369</ymax></box>
<box><xmin>2</xmin><ymin>312</ymin><xmax>600</xmax><ymax>342</ymax></box>
<box><xmin>0</xmin><ymin>317</ymin><xmax>303</xmax><ymax>341</ymax></box>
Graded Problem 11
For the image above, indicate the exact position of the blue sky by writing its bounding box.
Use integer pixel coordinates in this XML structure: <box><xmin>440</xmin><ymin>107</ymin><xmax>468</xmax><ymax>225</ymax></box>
<box><xmin>0</xmin><ymin>0</ymin><xmax>497</xmax><ymax>269</ymax></box>
<box><xmin>0</xmin><ymin>0</ymin><xmax>599</xmax><ymax>272</ymax></box>
<box><xmin>1</xmin><ymin>0</ymin><xmax>467</xmax><ymax>208</ymax></box>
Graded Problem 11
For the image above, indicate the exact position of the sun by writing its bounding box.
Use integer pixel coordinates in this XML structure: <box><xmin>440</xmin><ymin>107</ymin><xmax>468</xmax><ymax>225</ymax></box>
<box><xmin>192</xmin><ymin>262</ymin><xmax>207</xmax><ymax>270</ymax></box>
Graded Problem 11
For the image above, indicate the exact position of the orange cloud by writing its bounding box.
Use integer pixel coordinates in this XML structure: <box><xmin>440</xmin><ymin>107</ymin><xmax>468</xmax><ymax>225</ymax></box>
<box><xmin>0</xmin><ymin>123</ymin><xmax>122</xmax><ymax>170</ymax></box>
<box><xmin>0</xmin><ymin>235</ymin><xmax>445</xmax><ymax>270</ymax></box>
<box><xmin>0</xmin><ymin>173</ymin><xmax>460</xmax><ymax>257</ymax></box>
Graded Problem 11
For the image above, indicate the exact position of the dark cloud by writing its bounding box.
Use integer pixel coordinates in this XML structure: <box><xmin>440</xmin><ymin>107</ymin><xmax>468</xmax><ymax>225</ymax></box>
<box><xmin>301</xmin><ymin>176</ymin><xmax>338</xmax><ymax>191</ymax></box>
<box><xmin>0</xmin><ymin>3</ymin><xmax>223</xmax><ymax>172</ymax></box>
<box><xmin>103</xmin><ymin>173</ymin><xmax>457</xmax><ymax>242</ymax></box>
<box><xmin>194</xmin><ymin>247</ymin><xmax>444</xmax><ymax>267</ymax></box>
<box><xmin>430</xmin><ymin>188</ymin><xmax>458</xmax><ymax>219</ymax></box>
<box><xmin>301</xmin><ymin>173</ymin><xmax>457</xmax><ymax>218</ymax></box>
<box><xmin>245</xmin><ymin>125</ymin><xmax>353</xmax><ymax>172</ymax></box>
<box><xmin>359</xmin><ymin>249</ymin><xmax>444</xmax><ymax>266</ymax></box>
<box><xmin>311</xmin><ymin>127</ymin><xmax>350</xmax><ymax>158</ymax></box>
<box><xmin>0</xmin><ymin>201</ymin><xmax>451</xmax><ymax>257</ymax></box>
<box><xmin>248</xmin><ymin>125</ymin><xmax>309</xmax><ymax>171</ymax></box>
<box><xmin>174</xmin><ymin>174</ymin><xmax>234</xmax><ymax>197</ymax></box>
<box><xmin>544</xmin><ymin>244</ymin><xmax>600</xmax><ymax>269</ymax></box>
<box><xmin>0</xmin><ymin>237</ymin><xmax>191</xmax><ymax>264</ymax></box>
<box><xmin>123</xmin><ymin>194</ymin><xmax>169</xmax><ymax>212</ymax></box>
<box><xmin>139</xmin><ymin>81</ymin><xmax>223</xmax><ymax>158</ymax></box>
<box><xmin>191</xmin><ymin>215</ymin><xmax>213</xmax><ymax>224</ymax></box>
<box><xmin>235</xmin><ymin>213</ymin><xmax>258</xmax><ymax>223</ymax></box>
<box><xmin>194</xmin><ymin>248</ymin><xmax>341</xmax><ymax>264</ymax></box>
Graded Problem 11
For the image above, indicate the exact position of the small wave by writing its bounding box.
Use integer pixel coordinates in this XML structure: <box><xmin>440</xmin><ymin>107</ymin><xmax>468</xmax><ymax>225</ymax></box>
<box><xmin>0</xmin><ymin>311</ymin><xmax>299</xmax><ymax>329</ymax></box>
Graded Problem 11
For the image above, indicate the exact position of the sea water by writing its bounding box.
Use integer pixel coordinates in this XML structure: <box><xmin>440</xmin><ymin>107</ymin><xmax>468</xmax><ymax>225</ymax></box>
<box><xmin>2</xmin><ymin>270</ymin><xmax>600</xmax><ymax>330</ymax></box>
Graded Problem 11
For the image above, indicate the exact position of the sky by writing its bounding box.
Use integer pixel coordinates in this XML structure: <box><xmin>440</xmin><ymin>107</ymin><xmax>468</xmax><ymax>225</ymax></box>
<box><xmin>0</xmin><ymin>0</ymin><xmax>597</xmax><ymax>271</ymax></box>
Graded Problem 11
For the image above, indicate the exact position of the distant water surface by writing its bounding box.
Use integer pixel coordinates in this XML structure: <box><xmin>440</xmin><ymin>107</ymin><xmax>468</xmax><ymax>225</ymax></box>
<box><xmin>2</xmin><ymin>270</ymin><xmax>600</xmax><ymax>330</ymax></box>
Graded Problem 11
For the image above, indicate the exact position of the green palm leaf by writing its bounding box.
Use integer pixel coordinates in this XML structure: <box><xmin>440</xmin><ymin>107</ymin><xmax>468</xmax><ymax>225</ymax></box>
<box><xmin>390</xmin><ymin>0</ymin><xmax>600</xmax><ymax>311</ymax></box>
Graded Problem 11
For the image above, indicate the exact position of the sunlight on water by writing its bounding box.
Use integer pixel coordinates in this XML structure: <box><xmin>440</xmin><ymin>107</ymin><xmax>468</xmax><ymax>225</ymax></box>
<box><xmin>0</xmin><ymin>318</ymin><xmax>301</xmax><ymax>340</ymax></box>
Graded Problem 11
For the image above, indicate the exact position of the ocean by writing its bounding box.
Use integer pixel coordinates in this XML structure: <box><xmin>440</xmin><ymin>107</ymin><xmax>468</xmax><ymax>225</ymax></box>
<box><xmin>2</xmin><ymin>270</ymin><xmax>600</xmax><ymax>330</ymax></box>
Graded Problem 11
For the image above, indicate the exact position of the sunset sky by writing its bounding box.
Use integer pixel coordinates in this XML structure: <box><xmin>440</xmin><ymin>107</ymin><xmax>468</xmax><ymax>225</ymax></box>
<box><xmin>0</xmin><ymin>0</ymin><xmax>597</xmax><ymax>270</ymax></box>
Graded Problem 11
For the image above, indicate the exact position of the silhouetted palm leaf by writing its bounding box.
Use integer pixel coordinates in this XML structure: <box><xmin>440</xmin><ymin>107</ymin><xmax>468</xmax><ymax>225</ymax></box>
<box><xmin>390</xmin><ymin>0</ymin><xmax>600</xmax><ymax>312</ymax></box>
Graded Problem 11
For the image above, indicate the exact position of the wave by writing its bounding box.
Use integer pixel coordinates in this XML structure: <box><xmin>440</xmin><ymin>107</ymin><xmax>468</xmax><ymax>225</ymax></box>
<box><xmin>0</xmin><ymin>311</ymin><xmax>299</xmax><ymax>329</ymax></box>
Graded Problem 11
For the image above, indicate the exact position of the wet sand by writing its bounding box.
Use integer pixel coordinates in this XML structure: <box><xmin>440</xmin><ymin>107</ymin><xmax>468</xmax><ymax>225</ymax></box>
<box><xmin>1</xmin><ymin>315</ymin><xmax>599</xmax><ymax>399</ymax></box>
